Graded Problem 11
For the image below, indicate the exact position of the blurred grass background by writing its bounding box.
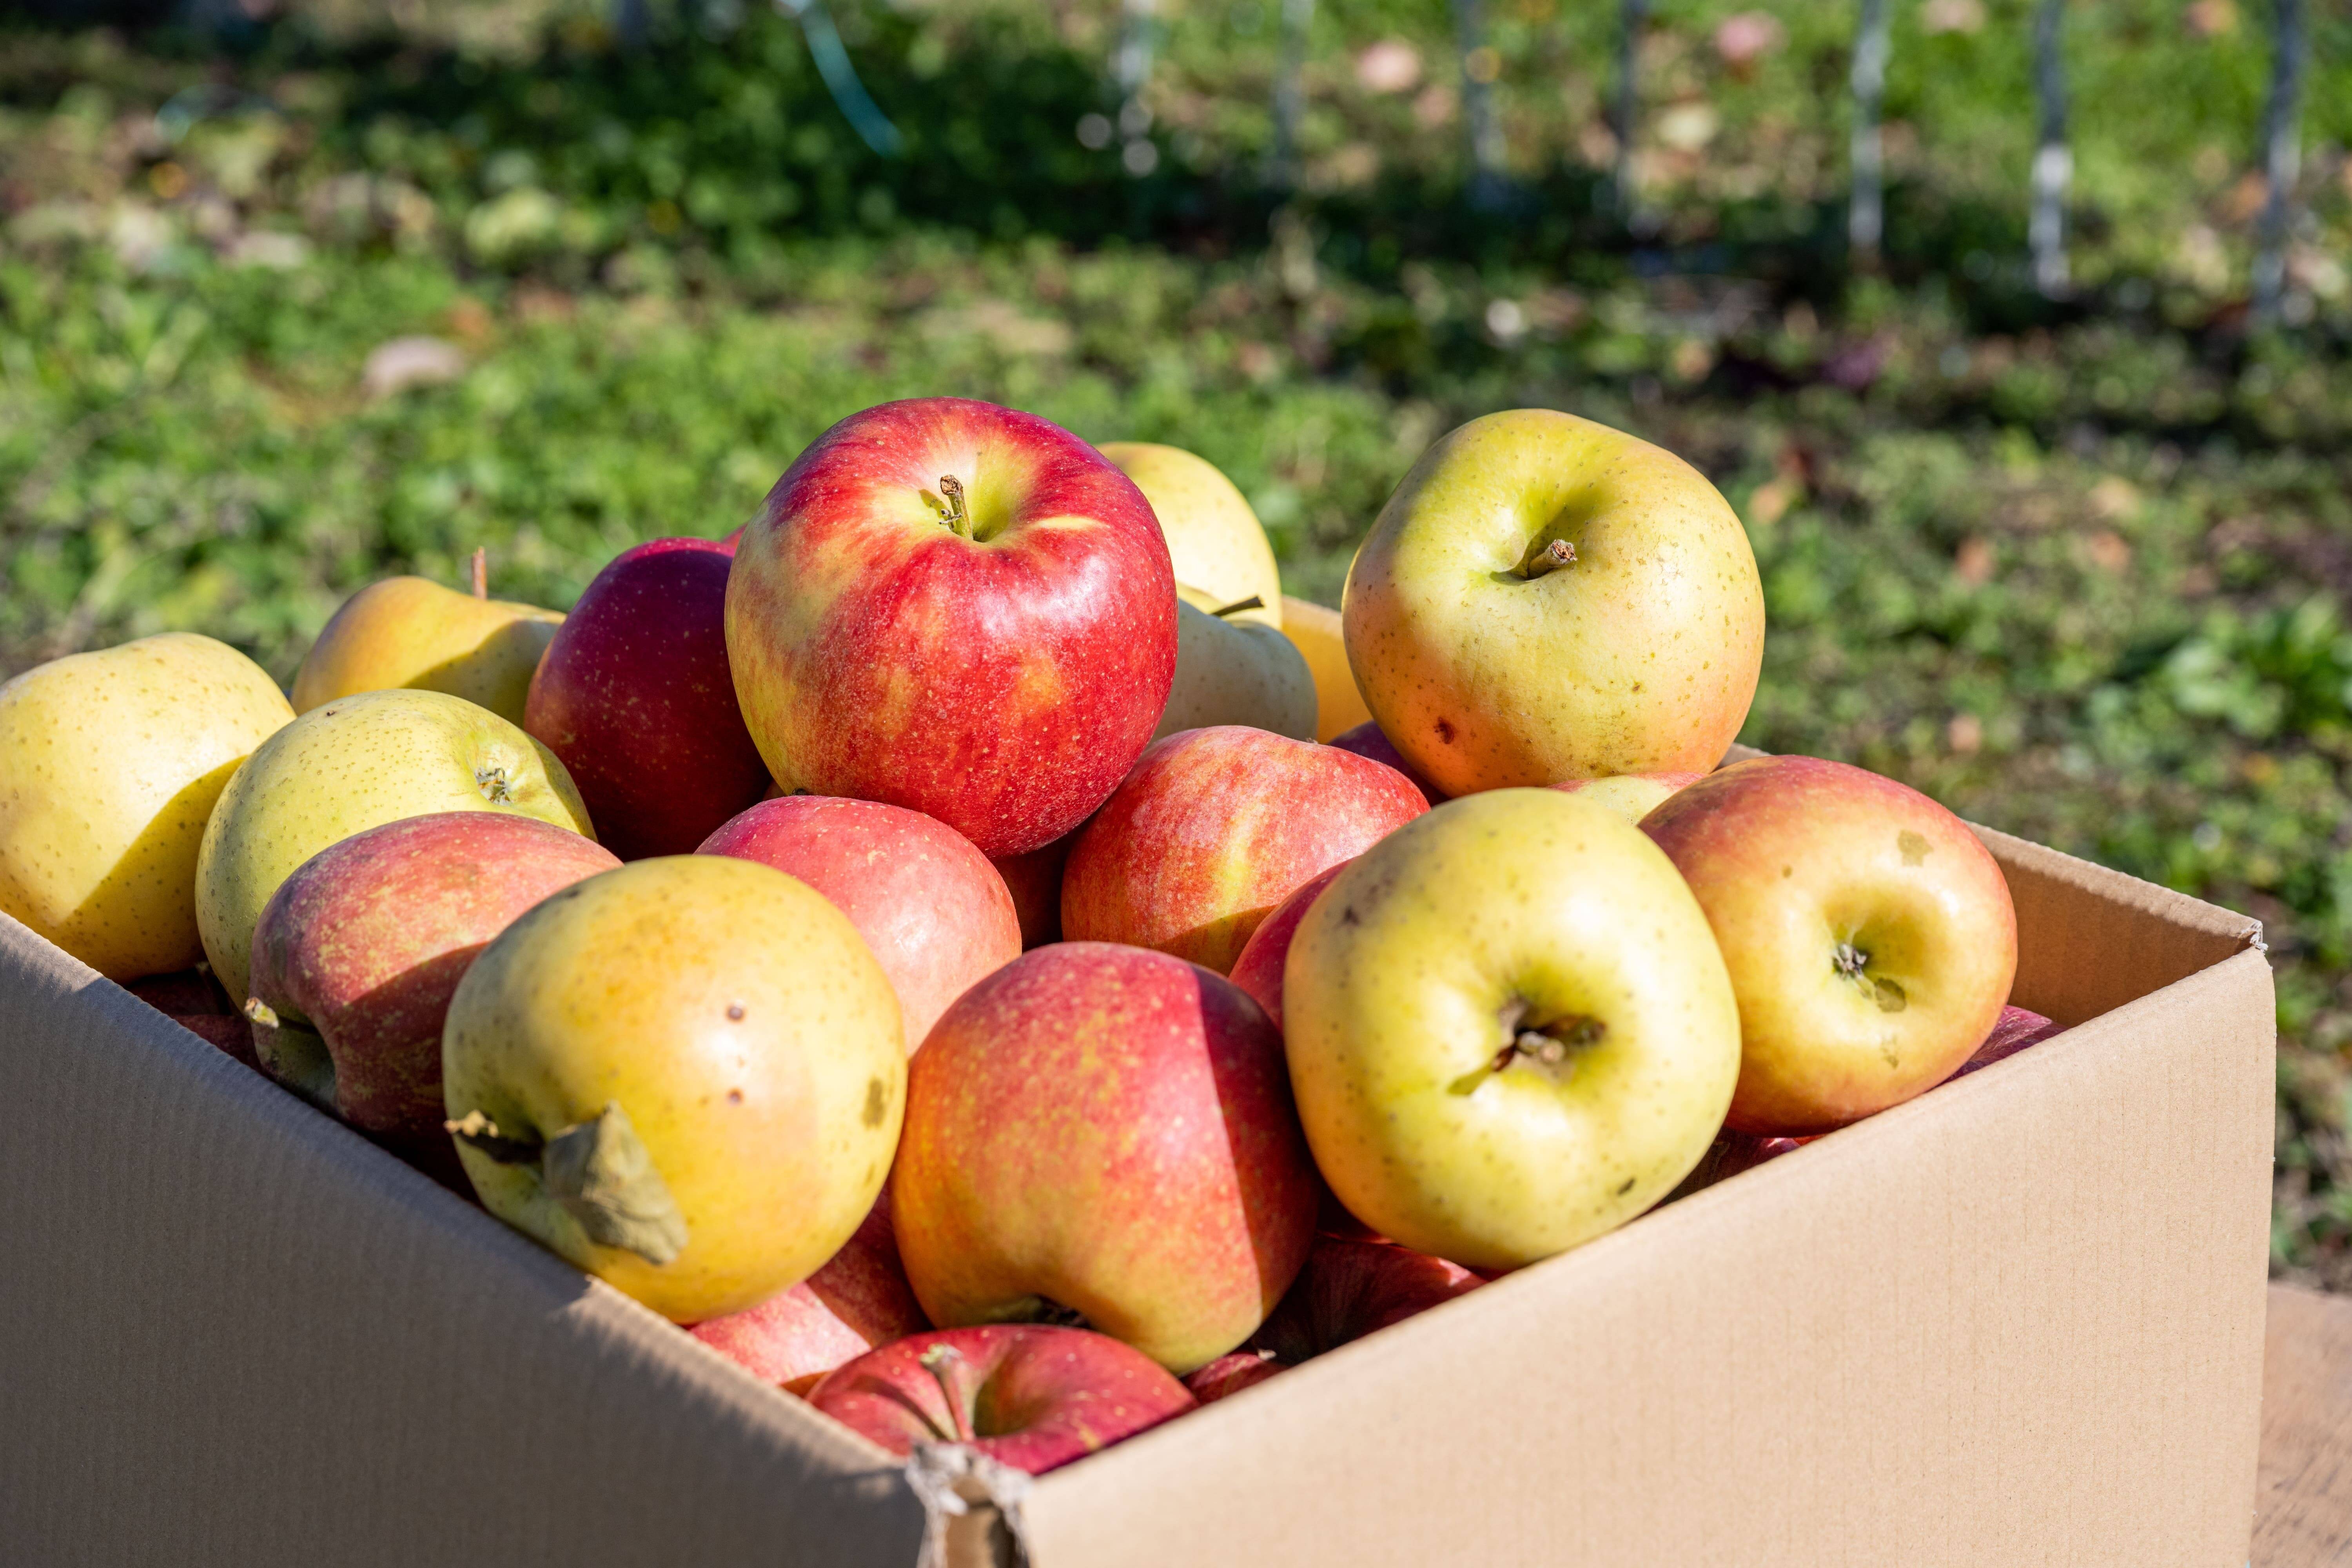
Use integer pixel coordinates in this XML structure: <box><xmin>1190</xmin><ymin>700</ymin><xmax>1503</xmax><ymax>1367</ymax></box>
<box><xmin>4</xmin><ymin>0</ymin><xmax>2351</xmax><ymax>1282</ymax></box>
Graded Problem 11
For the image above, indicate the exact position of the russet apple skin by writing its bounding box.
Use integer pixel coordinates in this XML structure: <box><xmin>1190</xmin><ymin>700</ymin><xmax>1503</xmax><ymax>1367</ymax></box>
<box><xmin>724</xmin><ymin>398</ymin><xmax>1177</xmax><ymax>858</ymax></box>
<box><xmin>0</xmin><ymin>633</ymin><xmax>294</xmax><ymax>982</ymax></box>
<box><xmin>1283</xmin><ymin>788</ymin><xmax>1742</xmax><ymax>1272</ymax></box>
<box><xmin>442</xmin><ymin>855</ymin><xmax>906</xmax><ymax>1322</ymax></box>
<box><xmin>1327</xmin><ymin>721</ymin><xmax>1446</xmax><ymax>806</ymax></box>
<box><xmin>1099</xmin><ymin>442</ymin><xmax>1283</xmax><ymax>628</ymax></box>
<box><xmin>245</xmin><ymin>813</ymin><xmax>620</xmax><ymax>1145</ymax></box>
<box><xmin>807</xmin><ymin>1325</ymin><xmax>1194</xmax><ymax>1475</ymax></box>
<box><xmin>1553</xmin><ymin>771</ymin><xmax>1706</xmax><ymax>823</ymax></box>
<box><xmin>524</xmin><ymin>538</ymin><xmax>769</xmax><ymax>861</ymax></box>
<box><xmin>196</xmin><ymin>688</ymin><xmax>595</xmax><ymax>1007</ymax></box>
<box><xmin>689</xmin><ymin>1191</ymin><xmax>929</xmax><ymax>1395</ymax></box>
<box><xmin>1641</xmin><ymin>755</ymin><xmax>2019</xmax><ymax>1134</ymax></box>
<box><xmin>1061</xmin><ymin>726</ymin><xmax>1428</xmax><ymax>975</ymax></box>
<box><xmin>293</xmin><ymin>576</ymin><xmax>563</xmax><ymax>726</ymax></box>
<box><xmin>1342</xmin><ymin>409</ymin><xmax>1764</xmax><ymax>795</ymax></box>
<box><xmin>697</xmin><ymin>795</ymin><xmax>1021</xmax><ymax>1046</ymax></box>
<box><xmin>892</xmin><ymin>942</ymin><xmax>1319</xmax><ymax>1374</ymax></box>
<box><xmin>1227</xmin><ymin>859</ymin><xmax>1352</xmax><ymax>1033</ymax></box>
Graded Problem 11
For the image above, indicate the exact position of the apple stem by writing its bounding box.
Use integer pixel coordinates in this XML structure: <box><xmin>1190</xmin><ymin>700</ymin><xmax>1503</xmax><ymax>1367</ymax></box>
<box><xmin>918</xmin><ymin>1345</ymin><xmax>974</xmax><ymax>1443</ymax></box>
<box><xmin>1209</xmin><ymin>594</ymin><xmax>1266</xmax><ymax>619</ymax></box>
<box><xmin>1514</xmin><ymin>538</ymin><xmax>1577</xmax><ymax>579</ymax></box>
<box><xmin>470</xmin><ymin>546</ymin><xmax>488</xmax><ymax>599</ymax></box>
<box><xmin>924</xmin><ymin>475</ymin><xmax>972</xmax><ymax>539</ymax></box>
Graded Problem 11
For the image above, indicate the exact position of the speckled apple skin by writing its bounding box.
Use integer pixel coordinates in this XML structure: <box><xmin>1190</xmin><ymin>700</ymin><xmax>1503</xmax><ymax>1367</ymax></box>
<box><xmin>292</xmin><ymin>575</ymin><xmax>563</xmax><ymax>726</ymax></box>
<box><xmin>1641</xmin><ymin>755</ymin><xmax>2018</xmax><ymax>1134</ymax></box>
<box><xmin>0</xmin><ymin>633</ymin><xmax>292</xmax><ymax>981</ymax></box>
<box><xmin>246</xmin><ymin>812</ymin><xmax>620</xmax><ymax>1140</ymax></box>
<box><xmin>892</xmin><ymin>942</ymin><xmax>1318</xmax><ymax>1374</ymax></box>
<box><xmin>724</xmin><ymin>398</ymin><xmax>1177</xmax><ymax>858</ymax></box>
<box><xmin>526</xmin><ymin>537</ymin><xmax>769</xmax><ymax>861</ymax></box>
<box><xmin>1327</xmin><ymin>720</ymin><xmax>1446</xmax><ymax>806</ymax></box>
<box><xmin>195</xmin><ymin>688</ymin><xmax>595</xmax><ymax>1006</ymax></box>
<box><xmin>1060</xmin><ymin>726</ymin><xmax>1428</xmax><ymax>975</ymax></box>
<box><xmin>808</xmin><ymin>1324</ymin><xmax>1194</xmax><ymax>1475</ymax></box>
<box><xmin>1342</xmin><ymin>409</ymin><xmax>1764</xmax><ymax>795</ymax></box>
<box><xmin>698</xmin><ymin>795</ymin><xmax>1020</xmax><ymax>1047</ymax></box>
<box><xmin>688</xmin><ymin>1190</ymin><xmax>929</xmax><ymax>1395</ymax></box>
<box><xmin>442</xmin><ymin>855</ymin><xmax>905</xmax><ymax>1323</ymax></box>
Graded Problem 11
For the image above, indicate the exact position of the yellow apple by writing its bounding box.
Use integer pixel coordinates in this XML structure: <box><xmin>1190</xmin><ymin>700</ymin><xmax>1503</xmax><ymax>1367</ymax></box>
<box><xmin>1155</xmin><ymin>598</ymin><xmax>1318</xmax><ymax>740</ymax></box>
<box><xmin>441</xmin><ymin>854</ymin><xmax>905</xmax><ymax>1322</ymax></box>
<box><xmin>1278</xmin><ymin>595</ymin><xmax>1374</xmax><ymax>742</ymax></box>
<box><xmin>1100</xmin><ymin>442</ymin><xmax>1283</xmax><ymax>628</ymax></box>
<box><xmin>1283</xmin><ymin>788</ymin><xmax>1740</xmax><ymax>1271</ymax></box>
<box><xmin>1343</xmin><ymin>410</ymin><xmax>1764</xmax><ymax>795</ymax></box>
<box><xmin>196</xmin><ymin>688</ymin><xmax>593</xmax><ymax>1005</ymax></box>
<box><xmin>292</xmin><ymin>575</ymin><xmax>563</xmax><ymax>725</ymax></box>
<box><xmin>0</xmin><ymin>634</ymin><xmax>294</xmax><ymax>980</ymax></box>
<box><xmin>1553</xmin><ymin>771</ymin><xmax>1707</xmax><ymax>824</ymax></box>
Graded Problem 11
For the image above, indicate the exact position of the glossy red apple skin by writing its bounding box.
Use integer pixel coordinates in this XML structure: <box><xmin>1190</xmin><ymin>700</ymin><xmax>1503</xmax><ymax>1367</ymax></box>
<box><xmin>245</xmin><ymin>813</ymin><xmax>621</xmax><ymax>1144</ymax></box>
<box><xmin>1184</xmin><ymin>1236</ymin><xmax>1481</xmax><ymax>1402</ymax></box>
<box><xmin>1328</xmin><ymin>721</ymin><xmax>1446</xmax><ymax>807</ymax></box>
<box><xmin>698</xmin><ymin>795</ymin><xmax>1021</xmax><ymax>1047</ymax></box>
<box><xmin>990</xmin><ymin>831</ymin><xmax>1076</xmax><ymax>950</ymax></box>
<box><xmin>724</xmin><ymin>398</ymin><xmax>1178</xmax><ymax>858</ymax></box>
<box><xmin>1226</xmin><ymin>859</ymin><xmax>1351</xmax><ymax>1032</ymax></box>
<box><xmin>689</xmin><ymin>1192</ymin><xmax>929</xmax><ymax>1396</ymax></box>
<box><xmin>1061</xmin><ymin>727</ymin><xmax>1428</xmax><ymax>975</ymax></box>
<box><xmin>1184</xmin><ymin>1350</ymin><xmax>1284</xmax><ymax>1403</ymax></box>
<box><xmin>522</xmin><ymin>538</ymin><xmax>769</xmax><ymax>862</ymax></box>
<box><xmin>893</xmin><ymin>942</ymin><xmax>1319</xmax><ymax>1374</ymax></box>
<box><xmin>807</xmin><ymin>1325</ymin><xmax>1193</xmax><ymax>1474</ymax></box>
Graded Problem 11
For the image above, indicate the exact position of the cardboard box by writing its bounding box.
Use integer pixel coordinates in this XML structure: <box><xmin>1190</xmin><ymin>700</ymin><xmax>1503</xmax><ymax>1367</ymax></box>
<box><xmin>0</xmin><ymin>824</ymin><xmax>2272</xmax><ymax>1567</ymax></box>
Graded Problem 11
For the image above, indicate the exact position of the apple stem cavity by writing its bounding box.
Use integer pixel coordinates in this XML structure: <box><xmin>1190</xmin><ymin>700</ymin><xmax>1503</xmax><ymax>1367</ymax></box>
<box><xmin>918</xmin><ymin>1345</ymin><xmax>975</xmax><ymax>1443</ymax></box>
<box><xmin>444</xmin><ymin>1102</ymin><xmax>690</xmax><ymax>1267</ymax></box>
<box><xmin>1449</xmin><ymin>1002</ymin><xmax>1607</xmax><ymax>1094</ymax></box>
<box><xmin>924</xmin><ymin>475</ymin><xmax>973</xmax><ymax>540</ymax></box>
<box><xmin>474</xmin><ymin>765</ymin><xmax>514</xmax><ymax>804</ymax></box>
<box><xmin>1833</xmin><ymin>942</ymin><xmax>1908</xmax><ymax>1013</ymax></box>
<box><xmin>1514</xmin><ymin>537</ymin><xmax>1577</xmax><ymax>579</ymax></box>
<box><xmin>1209</xmin><ymin>594</ymin><xmax>1267</xmax><ymax>619</ymax></box>
<box><xmin>470</xmin><ymin>546</ymin><xmax>488</xmax><ymax>599</ymax></box>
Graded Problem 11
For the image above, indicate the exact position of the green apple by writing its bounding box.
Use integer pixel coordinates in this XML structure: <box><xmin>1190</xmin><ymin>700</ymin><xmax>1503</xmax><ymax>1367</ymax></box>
<box><xmin>196</xmin><ymin>688</ymin><xmax>593</xmax><ymax>1005</ymax></box>
<box><xmin>0</xmin><ymin>634</ymin><xmax>294</xmax><ymax>980</ymax></box>
<box><xmin>1155</xmin><ymin>595</ymin><xmax>1318</xmax><ymax>741</ymax></box>
<box><xmin>1282</xmin><ymin>788</ymin><xmax>1740</xmax><ymax>1271</ymax></box>
<box><xmin>1100</xmin><ymin>442</ymin><xmax>1283</xmax><ymax>628</ymax></box>
<box><xmin>1342</xmin><ymin>410</ymin><xmax>1764</xmax><ymax>795</ymax></box>
<box><xmin>293</xmin><ymin>574</ymin><xmax>563</xmax><ymax>726</ymax></box>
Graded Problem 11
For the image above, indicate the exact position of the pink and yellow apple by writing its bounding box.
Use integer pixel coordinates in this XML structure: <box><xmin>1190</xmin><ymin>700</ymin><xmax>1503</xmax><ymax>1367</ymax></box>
<box><xmin>1060</xmin><ymin>726</ymin><xmax>1428</xmax><ymax>975</ymax></box>
<box><xmin>892</xmin><ymin>942</ymin><xmax>1319</xmax><ymax>1373</ymax></box>
<box><xmin>724</xmin><ymin>398</ymin><xmax>1177</xmax><ymax>857</ymax></box>
<box><xmin>1641</xmin><ymin>755</ymin><xmax>2019</xmax><ymax>1134</ymax></box>
<box><xmin>689</xmin><ymin>1191</ymin><xmax>929</xmax><ymax>1395</ymax></box>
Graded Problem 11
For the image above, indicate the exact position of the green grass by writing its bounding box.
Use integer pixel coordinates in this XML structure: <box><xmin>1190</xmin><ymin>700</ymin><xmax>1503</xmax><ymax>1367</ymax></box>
<box><xmin>4</xmin><ymin>0</ymin><xmax>2352</xmax><ymax>1281</ymax></box>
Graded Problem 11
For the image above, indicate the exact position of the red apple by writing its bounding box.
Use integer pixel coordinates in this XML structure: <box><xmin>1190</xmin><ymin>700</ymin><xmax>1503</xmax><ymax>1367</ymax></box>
<box><xmin>806</xmin><ymin>1325</ymin><xmax>1193</xmax><ymax>1474</ymax></box>
<box><xmin>1226</xmin><ymin>859</ymin><xmax>1351</xmax><ymax>1032</ymax></box>
<box><xmin>892</xmin><ymin>942</ymin><xmax>1319</xmax><ymax>1373</ymax></box>
<box><xmin>125</xmin><ymin>968</ymin><xmax>254</xmax><ymax>1066</ymax></box>
<box><xmin>1642</xmin><ymin>755</ymin><xmax>2018</xmax><ymax>1134</ymax></box>
<box><xmin>1061</xmin><ymin>726</ymin><xmax>1428</xmax><ymax>975</ymax></box>
<box><xmin>1183</xmin><ymin>1349</ymin><xmax>1284</xmax><ymax>1403</ymax></box>
<box><xmin>523</xmin><ymin>537</ymin><xmax>770</xmax><ymax>862</ymax></box>
<box><xmin>244</xmin><ymin>812</ymin><xmax>621</xmax><ymax>1147</ymax></box>
<box><xmin>1327</xmin><ymin>721</ymin><xmax>1446</xmax><ymax>806</ymax></box>
<box><xmin>698</xmin><ymin>795</ymin><xmax>1021</xmax><ymax>1046</ymax></box>
<box><xmin>1949</xmin><ymin>1003</ymin><xmax>2063</xmax><ymax>1080</ymax></box>
<box><xmin>724</xmin><ymin>398</ymin><xmax>1178</xmax><ymax>858</ymax></box>
<box><xmin>1185</xmin><ymin>1236</ymin><xmax>1481</xmax><ymax>1402</ymax></box>
<box><xmin>689</xmin><ymin>1191</ymin><xmax>929</xmax><ymax>1395</ymax></box>
<box><xmin>989</xmin><ymin>831</ymin><xmax>1076</xmax><ymax>951</ymax></box>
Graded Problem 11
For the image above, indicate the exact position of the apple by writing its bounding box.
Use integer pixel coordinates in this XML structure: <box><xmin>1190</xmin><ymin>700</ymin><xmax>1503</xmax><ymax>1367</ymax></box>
<box><xmin>1227</xmin><ymin>860</ymin><xmax>1351</xmax><ymax>1032</ymax></box>
<box><xmin>0</xmin><ymin>634</ymin><xmax>294</xmax><ymax>981</ymax></box>
<box><xmin>697</xmin><ymin>795</ymin><xmax>1022</xmax><ymax>1046</ymax></box>
<box><xmin>1641</xmin><ymin>755</ymin><xmax>2019</xmax><ymax>1134</ymax></box>
<box><xmin>1098</xmin><ymin>442</ymin><xmax>1283</xmax><ymax>628</ymax></box>
<box><xmin>293</xmin><ymin>574</ymin><xmax>563</xmax><ymax>726</ymax></box>
<box><xmin>244</xmin><ymin>812</ymin><xmax>620</xmax><ymax>1149</ymax></box>
<box><xmin>524</xmin><ymin>538</ymin><xmax>770</xmax><ymax>861</ymax></box>
<box><xmin>1949</xmin><ymin>1003</ymin><xmax>2063</xmax><ymax>1080</ymax></box>
<box><xmin>689</xmin><ymin>1190</ymin><xmax>929</xmax><ymax>1395</ymax></box>
<box><xmin>443</xmin><ymin>854</ymin><xmax>905</xmax><ymax>1322</ymax></box>
<box><xmin>1664</xmin><ymin>1130</ymin><xmax>1811</xmax><ymax>1201</ymax></box>
<box><xmin>1185</xmin><ymin>1236</ymin><xmax>1481</xmax><ymax>1403</ymax></box>
<box><xmin>195</xmin><ymin>688</ymin><xmax>594</xmax><ymax>1007</ymax></box>
<box><xmin>1182</xmin><ymin>1349</ymin><xmax>1285</xmax><ymax>1403</ymax></box>
<box><xmin>990</xmin><ymin>832</ymin><xmax>1075</xmax><ymax>950</ymax></box>
<box><xmin>1327</xmin><ymin>721</ymin><xmax>1445</xmax><ymax>806</ymax></box>
<box><xmin>806</xmin><ymin>1325</ymin><xmax>1194</xmax><ymax>1474</ymax></box>
<box><xmin>1342</xmin><ymin>409</ymin><xmax>1765</xmax><ymax>795</ymax></box>
<box><xmin>1060</xmin><ymin>726</ymin><xmax>1428</xmax><ymax>975</ymax></box>
<box><xmin>724</xmin><ymin>397</ymin><xmax>1177</xmax><ymax>858</ymax></box>
<box><xmin>1154</xmin><ymin>597</ymin><xmax>1317</xmax><ymax>741</ymax></box>
<box><xmin>892</xmin><ymin>942</ymin><xmax>1318</xmax><ymax>1373</ymax></box>
<box><xmin>1554</xmin><ymin>771</ymin><xmax>1706</xmax><ymax>823</ymax></box>
<box><xmin>125</xmin><ymin>968</ymin><xmax>255</xmax><ymax>1066</ymax></box>
<box><xmin>1278</xmin><ymin>596</ymin><xmax>1373</xmax><ymax>741</ymax></box>
<box><xmin>1283</xmin><ymin>788</ymin><xmax>1742</xmax><ymax>1271</ymax></box>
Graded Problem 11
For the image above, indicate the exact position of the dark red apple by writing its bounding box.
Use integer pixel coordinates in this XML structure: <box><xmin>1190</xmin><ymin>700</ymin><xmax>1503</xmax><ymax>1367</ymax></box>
<box><xmin>1226</xmin><ymin>859</ymin><xmax>1351</xmax><ymax>1032</ymax></box>
<box><xmin>523</xmin><ymin>537</ymin><xmax>771</xmax><ymax>861</ymax></box>
<box><xmin>991</xmin><ymin>831</ymin><xmax>1076</xmax><ymax>951</ymax></box>
<box><xmin>1183</xmin><ymin>1236</ymin><xmax>1482</xmax><ymax>1403</ymax></box>
<box><xmin>698</xmin><ymin>795</ymin><xmax>1021</xmax><ymax>1046</ymax></box>
<box><xmin>125</xmin><ymin>968</ymin><xmax>253</xmax><ymax>1066</ymax></box>
<box><xmin>690</xmin><ymin>1192</ymin><xmax>929</xmax><ymax>1396</ymax></box>
<box><xmin>806</xmin><ymin>1325</ymin><xmax>1194</xmax><ymax>1474</ymax></box>
<box><xmin>1948</xmin><ymin>1003</ymin><xmax>2064</xmax><ymax>1080</ymax></box>
<box><xmin>724</xmin><ymin>397</ymin><xmax>1178</xmax><ymax>858</ymax></box>
<box><xmin>1327</xmin><ymin>721</ymin><xmax>1446</xmax><ymax>806</ymax></box>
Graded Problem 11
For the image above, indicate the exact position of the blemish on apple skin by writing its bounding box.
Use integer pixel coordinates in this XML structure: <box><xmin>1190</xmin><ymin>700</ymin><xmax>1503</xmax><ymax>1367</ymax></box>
<box><xmin>1615</xmin><ymin>1177</ymin><xmax>1635</xmax><ymax>1195</ymax></box>
<box><xmin>726</xmin><ymin>1088</ymin><xmax>743</xmax><ymax>1105</ymax></box>
<box><xmin>862</xmin><ymin>1078</ymin><xmax>888</xmax><ymax>1127</ymax></box>
<box><xmin>726</xmin><ymin>1002</ymin><xmax>745</xmax><ymax>1021</ymax></box>
<box><xmin>1897</xmin><ymin>830</ymin><xmax>1930</xmax><ymax>866</ymax></box>
<box><xmin>1432</xmin><ymin>717</ymin><xmax>1457</xmax><ymax>745</ymax></box>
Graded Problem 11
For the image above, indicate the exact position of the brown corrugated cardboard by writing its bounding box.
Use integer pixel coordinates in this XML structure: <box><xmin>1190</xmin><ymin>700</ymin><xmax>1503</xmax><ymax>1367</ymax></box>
<box><xmin>1</xmin><ymin>826</ymin><xmax>2272</xmax><ymax>1566</ymax></box>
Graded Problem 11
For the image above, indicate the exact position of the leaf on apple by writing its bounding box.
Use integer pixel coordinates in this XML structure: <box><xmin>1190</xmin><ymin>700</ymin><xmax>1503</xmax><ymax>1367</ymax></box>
<box><xmin>543</xmin><ymin>1102</ymin><xmax>691</xmax><ymax>1267</ymax></box>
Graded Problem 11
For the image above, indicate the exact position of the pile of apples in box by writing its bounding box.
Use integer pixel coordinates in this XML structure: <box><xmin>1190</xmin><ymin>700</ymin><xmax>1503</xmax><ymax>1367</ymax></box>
<box><xmin>0</xmin><ymin>398</ymin><xmax>2054</xmax><ymax>1474</ymax></box>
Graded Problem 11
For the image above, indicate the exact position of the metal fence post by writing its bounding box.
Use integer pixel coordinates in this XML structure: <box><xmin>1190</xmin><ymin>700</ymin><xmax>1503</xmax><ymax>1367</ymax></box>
<box><xmin>2029</xmin><ymin>0</ymin><xmax>2071</xmax><ymax>297</ymax></box>
<box><xmin>2252</xmin><ymin>0</ymin><xmax>2307</xmax><ymax>324</ymax></box>
<box><xmin>1849</xmin><ymin>0</ymin><xmax>1891</xmax><ymax>264</ymax></box>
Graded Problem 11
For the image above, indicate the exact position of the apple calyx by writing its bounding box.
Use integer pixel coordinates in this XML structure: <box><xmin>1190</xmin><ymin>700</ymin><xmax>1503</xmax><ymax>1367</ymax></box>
<box><xmin>445</xmin><ymin>1101</ymin><xmax>690</xmax><ymax>1265</ymax></box>
<box><xmin>917</xmin><ymin>1344</ymin><xmax>977</xmax><ymax>1443</ymax></box>
<box><xmin>1513</xmin><ymin>537</ymin><xmax>1577</xmax><ymax>579</ymax></box>
<box><xmin>1209</xmin><ymin>594</ymin><xmax>1266</xmax><ymax>619</ymax></box>
<box><xmin>1448</xmin><ymin>1000</ymin><xmax>1606</xmax><ymax>1095</ymax></box>
<box><xmin>1833</xmin><ymin>940</ymin><xmax>1908</xmax><ymax>1013</ymax></box>
<box><xmin>474</xmin><ymin>764</ymin><xmax>514</xmax><ymax>804</ymax></box>
<box><xmin>922</xmin><ymin>475</ymin><xmax>974</xmax><ymax>540</ymax></box>
<box><xmin>244</xmin><ymin>995</ymin><xmax>338</xmax><ymax>1112</ymax></box>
